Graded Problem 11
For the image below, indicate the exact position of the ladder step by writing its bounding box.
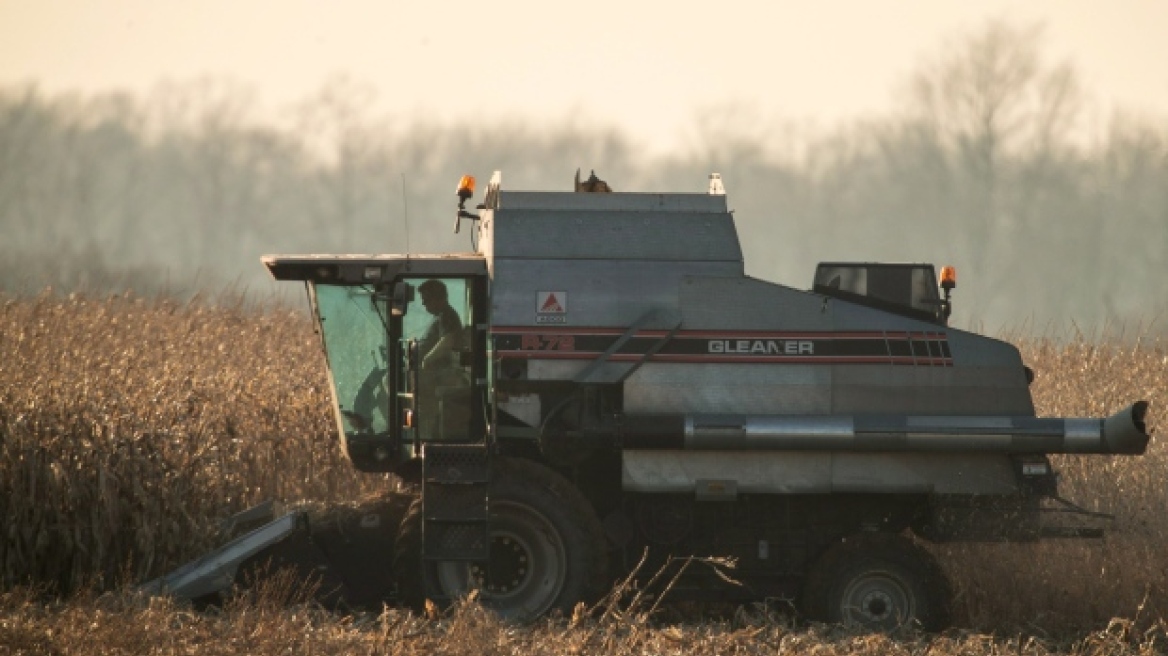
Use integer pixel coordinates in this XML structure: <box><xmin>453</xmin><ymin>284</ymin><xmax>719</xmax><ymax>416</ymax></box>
<box><xmin>422</xmin><ymin>443</ymin><xmax>490</xmax><ymax>561</ymax></box>
<box><xmin>423</xmin><ymin>483</ymin><xmax>489</xmax><ymax>521</ymax></box>
<box><xmin>423</xmin><ymin>521</ymin><xmax>490</xmax><ymax>560</ymax></box>
<box><xmin>423</xmin><ymin>444</ymin><xmax>490</xmax><ymax>482</ymax></box>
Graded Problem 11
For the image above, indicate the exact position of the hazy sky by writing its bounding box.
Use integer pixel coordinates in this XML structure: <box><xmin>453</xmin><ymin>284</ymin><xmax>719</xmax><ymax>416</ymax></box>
<box><xmin>3</xmin><ymin>0</ymin><xmax>1166</xmax><ymax>153</ymax></box>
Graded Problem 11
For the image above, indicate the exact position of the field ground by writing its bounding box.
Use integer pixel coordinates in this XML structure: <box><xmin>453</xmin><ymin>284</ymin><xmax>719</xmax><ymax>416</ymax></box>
<box><xmin>1</xmin><ymin>586</ymin><xmax>1165</xmax><ymax>656</ymax></box>
<box><xmin>1</xmin><ymin>293</ymin><xmax>1165</xmax><ymax>654</ymax></box>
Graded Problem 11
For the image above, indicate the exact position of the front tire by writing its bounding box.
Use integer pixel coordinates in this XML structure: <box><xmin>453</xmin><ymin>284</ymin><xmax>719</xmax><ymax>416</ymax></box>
<box><xmin>800</xmin><ymin>532</ymin><xmax>951</xmax><ymax>632</ymax></box>
<box><xmin>394</xmin><ymin>457</ymin><xmax>607</xmax><ymax>622</ymax></box>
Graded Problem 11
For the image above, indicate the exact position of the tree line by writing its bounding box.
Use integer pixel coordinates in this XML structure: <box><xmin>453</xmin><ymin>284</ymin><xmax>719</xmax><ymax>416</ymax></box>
<box><xmin>2</xmin><ymin>21</ymin><xmax>1164</xmax><ymax>332</ymax></box>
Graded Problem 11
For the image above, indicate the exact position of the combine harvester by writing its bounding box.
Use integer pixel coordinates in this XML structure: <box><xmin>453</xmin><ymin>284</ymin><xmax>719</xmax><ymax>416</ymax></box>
<box><xmin>144</xmin><ymin>172</ymin><xmax>1150</xmax><ymax>630</ymax></box>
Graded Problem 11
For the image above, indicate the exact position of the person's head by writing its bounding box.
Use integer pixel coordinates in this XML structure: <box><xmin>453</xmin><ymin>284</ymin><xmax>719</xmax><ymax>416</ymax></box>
<box><xmin>418</xmin><ymin>279</ymin><xmax>448</xmax><ymax>315</ymax></box>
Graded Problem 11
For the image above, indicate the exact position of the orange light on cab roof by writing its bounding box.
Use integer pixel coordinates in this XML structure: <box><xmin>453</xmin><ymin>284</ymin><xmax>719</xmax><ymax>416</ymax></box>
<box><xmin>940</xmin><ymin>266</ymin><xmax>957</xmax><ymax>288</ymax></box>
<box><xmin>457</xmin><ymin>175</ymin><xmax>476</xmax><ymax>199</ymax></box>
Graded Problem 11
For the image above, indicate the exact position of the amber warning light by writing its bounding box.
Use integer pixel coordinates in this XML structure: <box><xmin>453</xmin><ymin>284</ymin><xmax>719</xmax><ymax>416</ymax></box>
<box><xmin>457</xmin><ymin>175</ymin><xmax>476</xmax><ymax>202</ymax></box>
<box><xmin>940</xmin><ymin>266</ymin><xmax>957</xmax><ymax>290</ymax></box>
<box><xmin>453</xmin><ymin>175</ymin><xmax>479</xmax><ymax>234</ymax></box>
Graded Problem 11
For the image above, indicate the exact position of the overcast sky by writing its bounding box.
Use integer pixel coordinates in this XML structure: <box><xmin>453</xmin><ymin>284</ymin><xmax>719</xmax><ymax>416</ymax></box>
<box><xmin>2</xmin><ymin>0</ymin><xmax>1166</xmax><ymax>153</ymax></box>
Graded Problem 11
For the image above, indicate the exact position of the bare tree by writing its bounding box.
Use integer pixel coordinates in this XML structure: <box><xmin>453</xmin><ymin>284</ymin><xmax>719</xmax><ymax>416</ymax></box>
<box><xmin>292</xmin><ymin>77</ymin><xmax>391</xmax><ymax>251</ymax></box>
<box><xmin>144</xmin><ymin>78</ymin><xmax>307</xmax><ymax>283</ymax></box>
<box><xmin>899</xmin><ymin>21</ymin><xmax>1088</xmax><ymax>321</ymax></box>
<box><xmin>908</xmin><ymin>22</ymin><xmax>1082</xmax><ymax>242</ymax></box>
<box><xmin>1089</xmin><ymin>115</ymin><xmax>1168</xmax><ymax>317</ymax></box>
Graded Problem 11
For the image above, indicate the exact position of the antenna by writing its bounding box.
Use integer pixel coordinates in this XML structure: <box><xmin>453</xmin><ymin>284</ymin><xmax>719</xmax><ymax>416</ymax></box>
<box><xmin>401</xmin><ymin>173</ymin><xmax>410</xmax><ymax>254</ymax></box>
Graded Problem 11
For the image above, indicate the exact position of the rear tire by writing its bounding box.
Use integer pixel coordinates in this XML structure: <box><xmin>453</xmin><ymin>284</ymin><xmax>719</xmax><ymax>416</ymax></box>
<box><xmin>393</xmin><ymin>457</ymin><xmax>607</xmax><ymax>622</ymax></box>
<box><xmin>800</xmin><ymin>532</ymin><xmax>951</xmax><ymax>632</ymax></box>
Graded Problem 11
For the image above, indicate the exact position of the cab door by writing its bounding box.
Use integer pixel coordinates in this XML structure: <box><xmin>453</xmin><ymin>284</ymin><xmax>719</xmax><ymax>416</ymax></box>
<box><xmin>395</xmin><ymin>276</ymin><xmax>487</xmax><ymax>446</ymax></box>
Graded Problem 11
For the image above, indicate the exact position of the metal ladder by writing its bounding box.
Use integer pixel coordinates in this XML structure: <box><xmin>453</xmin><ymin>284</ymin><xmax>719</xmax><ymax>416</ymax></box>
<box><xmin>421</xmin><ymin>444</ymin><xmax>491</xmax><ymax>571</ymax></box>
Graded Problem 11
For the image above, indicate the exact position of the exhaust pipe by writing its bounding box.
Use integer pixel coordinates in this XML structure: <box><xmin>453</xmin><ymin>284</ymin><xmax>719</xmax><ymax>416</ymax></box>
<box><xmin>620</xmin><ymin>402</ymin><xmax>1150</xmax><ymax>455</ymax></box>
<box><xmin>1102</xmin><ymin>400</ymin><xmax>1149</xmax><ymax>454</ymax></box>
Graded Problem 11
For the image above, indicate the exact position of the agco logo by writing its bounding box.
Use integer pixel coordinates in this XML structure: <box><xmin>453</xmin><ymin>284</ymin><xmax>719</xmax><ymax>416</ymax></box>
<box><xmin>536</xmin><ymin>291</ymin><xmax>567</xmax><ymax>325</ymax></box>
<box><xmin>707</xmin><ymin>339</ymin><xmax>814</xmax><ymax>355</ymax></box>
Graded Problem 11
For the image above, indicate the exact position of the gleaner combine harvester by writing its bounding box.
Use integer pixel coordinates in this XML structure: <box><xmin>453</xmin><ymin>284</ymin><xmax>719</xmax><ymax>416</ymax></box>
<box><xmin>144</xmin><ymin>172</ymin><xmax>1151</xmax><ymax>630</ymax></box>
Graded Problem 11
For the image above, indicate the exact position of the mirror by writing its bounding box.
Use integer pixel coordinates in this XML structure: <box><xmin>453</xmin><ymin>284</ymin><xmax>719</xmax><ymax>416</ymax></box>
<box><xmin>391</xmin><ymin>281</ymin><xmax>414</xmax><ymax>316</ymax></box>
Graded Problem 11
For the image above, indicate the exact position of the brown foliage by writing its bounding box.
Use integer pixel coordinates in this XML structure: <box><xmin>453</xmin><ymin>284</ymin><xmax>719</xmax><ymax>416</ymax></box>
<box><xmin>934</xmin><ymin>329</ymin><xmax>1168</xmax><ymax>632</ymax></box>
<box><xmin>0</xmin><ymin>291</ymin><xmax>380</xmax><ymax>591</ymax></box>
<box><xmin>0</xmin><ymin>586</ymin><xmax>1166</xmax><ymax>656</ymax></box>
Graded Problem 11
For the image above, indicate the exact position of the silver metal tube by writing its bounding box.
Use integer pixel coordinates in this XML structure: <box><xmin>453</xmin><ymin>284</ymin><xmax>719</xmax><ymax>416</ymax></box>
<box><xmin>660</xmin><ymin>401</ymin><xmax>1150</xmax><ymax>455</ymax></box>
<box><xmin>1063</xmin><ymin>419</ymin><xmax>1103</xmax><ymax>453</ymax></box>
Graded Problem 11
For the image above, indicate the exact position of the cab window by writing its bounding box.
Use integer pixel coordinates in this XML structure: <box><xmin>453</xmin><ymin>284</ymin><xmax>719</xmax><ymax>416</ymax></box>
<box><xmin>401</xmin><ymin>278</ymin><xmax>474</xmax><ymax>441</ymax></box>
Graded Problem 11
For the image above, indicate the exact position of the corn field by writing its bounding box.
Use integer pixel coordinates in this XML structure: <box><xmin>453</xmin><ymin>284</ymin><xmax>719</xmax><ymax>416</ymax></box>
<box><xmin>1</xmin><ymin>292</ymin><xmax>1166</xmax><ymax>654</ymax></box>
<box><xmin>0</xmin><ymin>292</ymin><xmax>383</xmax><ymax>592</ymax></box>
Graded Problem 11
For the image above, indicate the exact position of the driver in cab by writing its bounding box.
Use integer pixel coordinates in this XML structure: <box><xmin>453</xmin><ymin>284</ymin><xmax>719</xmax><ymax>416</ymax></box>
<box><xmin>418</xmin><ymin>279</ymin><xmax>463</xmax><ymax>369</ymax></box>
<box><xmin>416</xmin><ymin>280</ymin><xmax>467</xmax><ymax>440</ymax></box>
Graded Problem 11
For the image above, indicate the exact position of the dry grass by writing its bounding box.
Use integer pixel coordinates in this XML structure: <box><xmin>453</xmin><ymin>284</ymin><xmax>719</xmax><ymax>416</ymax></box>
<box><xmin>1</xmin><ymin>586</ymin><xmax>1165</xmax><ymax>656</ymax></box>
<box><xmin>932</xmin><ymin>329</ymin><xmax>1168</xmax><ymax>633</ymax></box>
<box><xmin>1</xmin><ymin>292</ymin><xmax>1166</xmax><ymax>653</ymax></box>
<box><xmin>0</xmin><ymin>291</ymin><xmax>380</xmax><ymax>592</ymax></box>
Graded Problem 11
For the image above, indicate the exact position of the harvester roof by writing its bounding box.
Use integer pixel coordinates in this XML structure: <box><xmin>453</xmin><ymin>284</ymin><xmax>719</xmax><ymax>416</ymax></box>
<box><xmin>262</xmin><ymin>253</ymin><xmax>486</xmax><ymax>284</ymax></box>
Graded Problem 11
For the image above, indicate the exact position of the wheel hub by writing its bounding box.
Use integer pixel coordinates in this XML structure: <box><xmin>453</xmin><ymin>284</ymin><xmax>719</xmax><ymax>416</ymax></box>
<box><xmin>841</xmin><ymin>573</ymin><xmax>912</xmax><ymax>629</ymax></box>
<box><xmin>859</xmin><ymin>590</ymin><xmax>893</xmax><ymax>621</ymax></box>
<box><xmin>469</xmin><ymin>534</ymin><xmax>531</xmax><ymax>595</ymax></box>
<box><xmin>433</xmin><ymin>500</ymin><xmax>569</xmax><ymax>620</ymax></box>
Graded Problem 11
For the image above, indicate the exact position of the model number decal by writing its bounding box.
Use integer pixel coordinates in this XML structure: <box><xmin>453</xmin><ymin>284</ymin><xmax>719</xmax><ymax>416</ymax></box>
<box><xmin>708</xmin><ymin>339</ymin><xmax>814</xmax><ymax>355</ymax></box>
<box><xmin>521</xmin><ymin>334</ymin><xmax>576</xmax><ymax>351</ymax></box>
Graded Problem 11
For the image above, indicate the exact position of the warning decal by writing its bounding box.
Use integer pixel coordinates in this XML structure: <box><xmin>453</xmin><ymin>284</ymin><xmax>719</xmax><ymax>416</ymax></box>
<box><xmin>536</xmin><ymin>291</ymin><xmax>567</xmax><ymax>324</ymax></box>
<box><xmin>537</xmin><ymin>291</ymin><xmax>566</xmax><ymax>313</ymax></box>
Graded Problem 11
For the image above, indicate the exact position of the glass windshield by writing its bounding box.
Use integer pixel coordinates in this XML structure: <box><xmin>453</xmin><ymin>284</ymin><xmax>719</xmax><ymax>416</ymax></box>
<box><xmin>315</xmin><ymin>284</ymin><xmax>391</xmax><ymax>436</ymax></box>
<box><xmin>401</xmin><ymin>277</ymin><xmax>474</xmax><ymax>441</ymax></box>
<box><xmin>814</xmin><ymin>263</ymin><xmax>941</xmax><ymax>321</ymax></box>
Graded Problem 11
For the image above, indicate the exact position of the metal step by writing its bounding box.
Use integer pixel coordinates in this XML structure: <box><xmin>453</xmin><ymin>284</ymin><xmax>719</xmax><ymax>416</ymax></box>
<box><xmin>422</xmin><ymin>444</ymin><xmax>490</xmax><ymax>561</ymax></box>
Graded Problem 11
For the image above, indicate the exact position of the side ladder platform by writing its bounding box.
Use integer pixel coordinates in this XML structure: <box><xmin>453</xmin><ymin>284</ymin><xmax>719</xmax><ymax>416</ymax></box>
<box><xmin>422</xmin><ymin>444</ymin><xmax>490</xmax><ymax>563</ymax></box>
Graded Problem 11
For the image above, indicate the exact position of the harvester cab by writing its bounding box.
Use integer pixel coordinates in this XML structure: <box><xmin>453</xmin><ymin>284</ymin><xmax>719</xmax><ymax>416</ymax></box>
<box><xmin>263</xmin><ymin>255</ymin><xmax>490</xmax><ymax>472</ymax></box>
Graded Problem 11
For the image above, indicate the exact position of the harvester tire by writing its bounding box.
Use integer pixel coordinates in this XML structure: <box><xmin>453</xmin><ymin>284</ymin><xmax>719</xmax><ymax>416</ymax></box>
<box><xmin>393</xmin><ymin>457</ymin><xmax>608</xmax><ymax>622</ymax></box>
<box><xmin>800</xmin><ymin>532</ymin><xmax>951</xmax><ymax>632</ymax></box>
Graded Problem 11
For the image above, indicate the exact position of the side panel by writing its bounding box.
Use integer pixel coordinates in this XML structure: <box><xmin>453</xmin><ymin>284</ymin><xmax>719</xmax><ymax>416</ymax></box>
<box><xmin>489</xmin><ymin>208</ymin><xmax>742</xmax><ymax>262</ymax></box>
<box><xmin>678</xmin><ymin>276</ymin><xmax>835</xmax><ymax>331</ymax></box>
<box><xmin>622</xmin><ymin>450</ymin><xmax>1019</xmax><ymax>496</ymax></box>
<box><xmin>490</xmin><ymin>260</ymin><xmax>740</xmax><ymax>331</ymax></box>
<box><xmin>624</xmin><ymin>276</ymin><xmax>835</xmax><ymax>414</ymax></box>
<box><xmin>830</xmin><ymin>301</ymin><xmax>1034</xmax><ymax>416</ymax></box>
<box><xmin>623</xmin><ymin>363</ymin><xmax>831</xmax><ymax>415</ymax></box>
<box><xmin>480</xmin><ymin>190</ymin><xmax>1034</xmax><ymax>419</ymax></box>
<box><xmin>829</xmin><ymin>364</ymin><xmax>1033</xmax><ymax>415</ymax></box>
<box><xmin>621</xmin><ymin>277</ymin><xmax>1033</xmax><ymax>417</ymax></box>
